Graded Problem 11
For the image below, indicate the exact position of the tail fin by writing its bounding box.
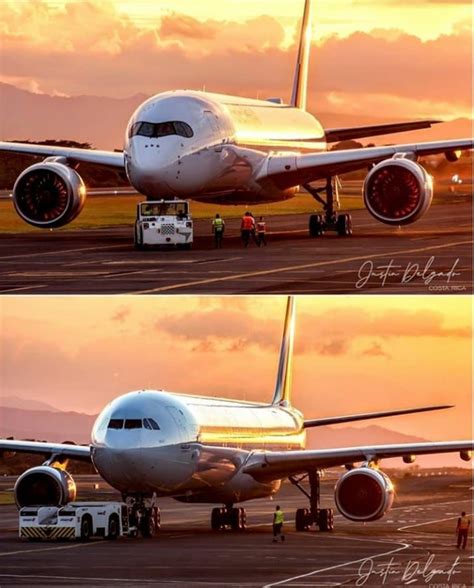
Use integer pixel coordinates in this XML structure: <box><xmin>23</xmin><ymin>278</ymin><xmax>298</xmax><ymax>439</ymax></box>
<box><xmin>272</xmin><ymin>297</ymin><xmax>296</xmax><ymax>406</ymax></box>
<box><xmin>290</xmin><ymin>0</ymin><xmax>313</xmax><ymax>111</ymax></box>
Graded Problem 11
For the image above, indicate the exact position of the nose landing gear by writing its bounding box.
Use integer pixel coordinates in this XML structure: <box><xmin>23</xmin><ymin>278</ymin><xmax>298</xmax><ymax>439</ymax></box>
<box><xmin>211</xmin><ymin>504</ymin><xmax>247</xmax><ymax>531</ymax></box>
<box><xmin>125</xmin><ymin>494</ymin><xmax>161</xmax><ymax>538</ymax></box>
<box><xmin>290</xmin><ymin>470</ymin><xmax>334</xmax><ymax>532</ymax></box>
<box><xmin>304</xmin><ymin>177</ymin><xmax>353</xmax><ymax>238</ymax></box>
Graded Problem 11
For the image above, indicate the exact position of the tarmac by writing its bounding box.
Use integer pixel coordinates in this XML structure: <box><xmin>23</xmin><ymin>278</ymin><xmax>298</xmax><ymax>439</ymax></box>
<box><xmin>0</xmin><ymin>473</ymin><xmax>472</xmax><ymax>586</ymax></box>
<box><xmin>0</xmin><ymin>201</ymin><xmax>471</xmax><ymax>295</ymax></box>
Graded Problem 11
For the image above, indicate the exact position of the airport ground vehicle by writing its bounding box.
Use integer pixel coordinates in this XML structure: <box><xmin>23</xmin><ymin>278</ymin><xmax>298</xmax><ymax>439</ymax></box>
<box><xmin>134</xmin><ymin>199</ymin><xmax>193</xmax><ymax>249</ymax></box>
<box><xmin>19</xmin><ymin>502</ymin><xmax>129</xmax><ymax>541</ymax></box>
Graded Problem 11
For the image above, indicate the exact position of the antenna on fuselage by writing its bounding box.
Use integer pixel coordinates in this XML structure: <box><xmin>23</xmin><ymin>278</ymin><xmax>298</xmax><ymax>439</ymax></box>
<box><xmin>271</xmin><ymin>297</ymin><xmax>295</xmax><ymax>407</ymax></box>
<box><xmin>290</xmin><ymin>0</ymin><xmax>313</xmax><ymax>111</ymax></box>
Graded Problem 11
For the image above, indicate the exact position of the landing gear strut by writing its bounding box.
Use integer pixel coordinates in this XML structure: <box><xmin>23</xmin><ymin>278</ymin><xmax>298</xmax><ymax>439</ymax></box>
<box><xmin>290</xmin><ymin>470</ymin><xmax>334</xmax><ymax>532</ymax></box>
<box><xmin>304</xmin><ymin>177</ymin><xmax>353</xmax><ymax>237</ymax></box>
<box><xmin>125</xmin><ymin>494</ymin><xmax>161</xmax><ymax>538</ymax></box>
<box><xmin>211</xmin><ymin>504</ymin><xmax>247</xmax><ymax>531</ymax></box>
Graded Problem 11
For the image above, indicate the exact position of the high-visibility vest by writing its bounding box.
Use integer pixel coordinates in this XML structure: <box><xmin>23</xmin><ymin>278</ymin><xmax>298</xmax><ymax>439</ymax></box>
<box><xmin>242</xmin><ymin>216</ymin><xmax>254</xmax><ymax>230</ymax></box>
<box><xmin>274</xmin><ymin>510</ymin><xmax>284</xmax><ymax>525</ymax></box>
<box><xmin>213</xmin><ymin>218</ymin><xmax>224</xmax><ymax>232</ymax></box>
<box><xmin>459</xmin><ymin>516</ymin><xmax>470</xmax><ymax>530</ymax></box>
<box><xmin>257</xmin><ymin>221</ymin><xmax>266</xmax><ymax>233</ymax></box>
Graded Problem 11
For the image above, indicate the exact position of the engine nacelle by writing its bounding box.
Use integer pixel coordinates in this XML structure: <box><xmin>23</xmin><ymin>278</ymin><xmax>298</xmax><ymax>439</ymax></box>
<box><xmin>13</xmin><ymin>162</ymin><xmax>86</xmax><ymax>228</ymax></box>
<box><xmin>364</xmin><ymin>158</ymin><xmax>433</xmax><ymax>226</ymax></box>
<box><xmin>14</xmin><ymin>466</ymin><xmax>76</xmax><ymax>509</ymax></box>
<box><xmin>334</xmin><ymin>468</ymin><xmax>394</xmax><ymax>522</ymax></box>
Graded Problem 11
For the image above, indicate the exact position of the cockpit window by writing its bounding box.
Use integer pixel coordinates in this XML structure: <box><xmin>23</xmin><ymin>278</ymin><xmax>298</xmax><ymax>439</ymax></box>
<box><xmin>144</xmin><ymin>418</ymin><xmax>160</xmax><ymax>430</ymax></box>
<box><xmin>129</xmin><ymin>121</ymin><xmax>194</xmax><ymax>139</ymax></box>
<box><xmin>124</xmin><ymin>419</ymin><xmax>142</xmax><ymax>429</ymax></box>
<box><xmin>108</xmin><ymin>419</ymin><xmax>124</xmax><ymax>429</ymax></box>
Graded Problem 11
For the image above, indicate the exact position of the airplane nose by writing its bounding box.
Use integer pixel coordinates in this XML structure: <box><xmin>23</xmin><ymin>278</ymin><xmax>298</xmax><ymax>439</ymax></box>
<box><xmin>128</xmin><ymin>141</ymin><xmax>180</xmax><ymax>197</ymax></box>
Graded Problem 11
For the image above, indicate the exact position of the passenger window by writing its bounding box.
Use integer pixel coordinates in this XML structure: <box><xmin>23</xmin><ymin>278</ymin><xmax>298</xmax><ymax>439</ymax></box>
<box><xmin>108</xmin><ymin>419</ymin><xmax>124</xmax><ymax>429</ymax></box>
<box><xmin>124</xmin><ymin>419</ymin><xmax>142</xmax><ymax>429</ymax></box>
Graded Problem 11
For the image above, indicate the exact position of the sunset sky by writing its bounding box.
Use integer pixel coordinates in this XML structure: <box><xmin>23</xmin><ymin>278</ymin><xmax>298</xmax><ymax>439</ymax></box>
<box><xmin>0</xmin><ymin>0</ymin><xmax>472</xmax><ymax>119</ymax></box>
<box><xmin>0</xmin><ymin>295</ymin><xmax>471</xmax><ymax>442</ymax></box>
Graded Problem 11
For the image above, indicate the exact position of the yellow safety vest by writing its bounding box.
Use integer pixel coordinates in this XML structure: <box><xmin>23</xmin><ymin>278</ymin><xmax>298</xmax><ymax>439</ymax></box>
<box><xmin>274</xmin><ymin>510</ymin><xmax>284</xmax><ymax>525</ymax></box>
<box><xmin>459</xmin><ymin>516</ymin><xmax>470</xmax><ymax>530</ymax></box>
<box><xmin>213</xmin><ymin>218</ymin><xmax>224</xmax><ymax>232</ymax></box>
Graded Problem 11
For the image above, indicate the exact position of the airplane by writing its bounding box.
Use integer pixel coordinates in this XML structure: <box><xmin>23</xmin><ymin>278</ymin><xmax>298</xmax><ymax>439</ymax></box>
<box><xmin>0</xmin><ymin>0</ymin><xmax>472</xmax><ymax>238</ymax></box>
<box><xmin>1</xmin><ymin>298</ymin><xmax>472</xmax><ymax>537</ymax></box>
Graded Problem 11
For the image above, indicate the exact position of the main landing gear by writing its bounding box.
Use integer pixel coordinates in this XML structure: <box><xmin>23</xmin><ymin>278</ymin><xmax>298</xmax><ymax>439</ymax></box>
<box><xmin>211</xmin><ymin>504</ymin><xmax>247</xmax><ymax>531</ymax></box>
<box><xmin>290</xmin><ymin>470</ymin><xmax>334</xmax><ymax>532</ymax></box>
<box><xmin>125</xmin><ymin>494</ymin><xmax>161</xmax><ymax>538</ymax></box>
<box><xmin>304</xmin><ymin>177</ymin><xmax>353</xmax><ymax>238</ymax></box>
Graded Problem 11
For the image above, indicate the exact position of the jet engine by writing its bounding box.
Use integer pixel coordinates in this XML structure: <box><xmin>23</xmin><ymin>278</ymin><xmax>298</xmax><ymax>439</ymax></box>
<box><xmin>13</xmin><ymin>162</ymin><xmax>86</xmax><ymax>228</ymax></box>
<box><xmin>334</xmin><ymin>467</ymin><xmax>394</xmax><ymax>522</ymax></box>
<box><xmin>14</xmin><ymin>466</ymin><xmax>76</xmax><ymax>508</ymax></box>
<box><xmin>363</xmin><ymin>158</ymin><xmax>433</xmax><ymax>226</ymax></box>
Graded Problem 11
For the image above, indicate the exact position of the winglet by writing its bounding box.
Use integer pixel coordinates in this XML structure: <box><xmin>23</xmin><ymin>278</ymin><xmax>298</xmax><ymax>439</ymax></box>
<box><xmin>290</xmin><ymin>0</ymin><xmax>313</xmax><ymax>111</ymax></box>
<box><xmin>272</xmin><ymin>297</ymin><xmax>296</xmax><ymax>406</ymax></box>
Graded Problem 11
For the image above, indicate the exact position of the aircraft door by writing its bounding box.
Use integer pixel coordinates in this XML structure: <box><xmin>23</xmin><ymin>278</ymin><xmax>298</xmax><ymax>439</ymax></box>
<box><xmin>166</xmin><ymin>406</ymin><xmax>191</xmax><ymax>443</ymax></box>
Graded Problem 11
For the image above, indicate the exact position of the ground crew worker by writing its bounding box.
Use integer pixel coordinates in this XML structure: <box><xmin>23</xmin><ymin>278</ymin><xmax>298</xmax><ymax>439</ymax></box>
<box><xmin>212</xmin><ymin>214</ymin><xmax>225</xmax><ymax>248</ymax></box>
<box><xmin>456</xmin><ymin>511</ymin><xmax>470</xmax><ymax>550</ymax></box>
<box><xmin>272</xmin><ymin>505</ymin><xmax>285</xmax><ymax>543</ymax></box>
<box><xmin>256</xmin><ymin>216</ymin><xmax>267</xmax><ymax>246</ymax></box>
<box><xmin>241</xmin><ymin>212</ymin><xmax>255</xmax><ymax>247</ymax></box>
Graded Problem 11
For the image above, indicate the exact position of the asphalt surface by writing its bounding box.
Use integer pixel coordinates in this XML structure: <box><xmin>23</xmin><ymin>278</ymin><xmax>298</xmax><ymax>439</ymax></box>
<box><xmin>0</xmin><ymin>473</ymin><xmax>472</xmax><ymax>587</ymax></box>
<box><xmin>0</xmin><ymin>201</ymin><xmax>471</xmax><ymax>295</ymax></box>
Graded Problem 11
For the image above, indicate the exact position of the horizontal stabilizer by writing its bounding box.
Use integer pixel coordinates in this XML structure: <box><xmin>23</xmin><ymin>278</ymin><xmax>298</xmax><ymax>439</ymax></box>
<box><xmin>303</xmin><ymin>404</ymin><xmax>453</xmax><ymax>428</ymax></box>
<box><xmin>325</xmin><ymin>120</ymin><xmax>442</xmax><ymax>143</ymax></box>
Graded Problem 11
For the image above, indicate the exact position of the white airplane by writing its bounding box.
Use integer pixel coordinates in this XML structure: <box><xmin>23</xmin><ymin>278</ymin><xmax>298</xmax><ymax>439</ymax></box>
<box><xmin>0</xmin><ymin>0</ymin><xmax>472</xmax><ymax>237</ymax></box>
<box><xmin>1</xmin><ymin>298</ymin><xmax>472</xmax><ymax>536</ymax></box>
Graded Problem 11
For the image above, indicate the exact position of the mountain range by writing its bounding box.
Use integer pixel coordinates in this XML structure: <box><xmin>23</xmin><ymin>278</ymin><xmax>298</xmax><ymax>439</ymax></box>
<box><xmin>0</xmin><ymin>82</ymin><xmax>471</xmax><ymax>151</ymax></box>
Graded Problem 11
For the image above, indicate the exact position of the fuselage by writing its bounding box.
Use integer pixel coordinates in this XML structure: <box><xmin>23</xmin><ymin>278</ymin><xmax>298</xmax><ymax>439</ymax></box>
<box><xmin>124</xmin><ymin>90</ymin><xmax>326</xmax><ymax>205</ymax></box>
<box><xmin>91</xmin><ymin>390</ymin><xmax>305</xmax><ymax>503</ymax></box>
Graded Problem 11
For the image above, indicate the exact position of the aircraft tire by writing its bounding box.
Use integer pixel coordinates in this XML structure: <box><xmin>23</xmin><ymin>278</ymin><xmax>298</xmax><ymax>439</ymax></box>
<box><xmin>309</xmin><ymin>214</ymin><xmax>324</xmax><ymax>237</ymax></box>
<box><xmin>295</xmin><ymin>508</ymin><xmax>309</xmax><ymax>531</ymax></box>
<box><xmin>318</xmin><ymin>508</ymin><xmax>334</xmax><ymax>532</ymax></box>
<box><xmin>336</xmin><ymin>214</ymin><xmax>353</xmax><ymax>236</ymax></box>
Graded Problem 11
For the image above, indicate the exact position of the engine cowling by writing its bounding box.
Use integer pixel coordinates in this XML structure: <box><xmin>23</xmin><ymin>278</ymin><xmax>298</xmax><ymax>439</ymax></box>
<box><xmin>13</xmin><ymin>162</ymin><xmax>86</xmax><ymax>228</ymax></box>
<box><xmin>334</xmin><ymin>468</ymin><xmax>394</xmax><ymax>522</ymax></box>
<box><xmin>363</xmin><ymin>158</ymin><xmax>433</xmax><ymax>225</ymax></box>
<box><xmin>14</xmin><ymin>466</ymin><xmax>76</xmax><ymax>508</ymax></box>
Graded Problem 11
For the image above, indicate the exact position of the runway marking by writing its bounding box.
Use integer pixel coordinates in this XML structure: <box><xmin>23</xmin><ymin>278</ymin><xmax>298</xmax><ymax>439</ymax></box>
<box><xmin>0</xmin><ymin>540</ymin><xmax>106</xmax><ymax>557</ymax></box>
<box><xmin>0</xmin><ymin>573</ymin><xmax>157</xmax><ymax>584</ymax></box>
<box><xmin>263</xmin><ymin>536</ymin><xmax>411</xmax><ymax>588</ymax></box>
<box><xmin>0</xmin><ymin>284</ymin><xmax>47</xmax><ymax>293</ymax></box>
<box><xmin>133</xmin><ymin>239</ymin><xmax>473</xmax><ymax>294</ymax></box>
<box><xmin>0</xmin><ymin>243</ymin><xmax>126</xmax><ymax>261</ymax></box>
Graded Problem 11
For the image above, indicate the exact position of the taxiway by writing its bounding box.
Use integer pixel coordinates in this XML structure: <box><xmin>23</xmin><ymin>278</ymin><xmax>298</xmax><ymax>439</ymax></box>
<box><xmin>0</xmin><ymin>473</ymin><xmax>472</xmax><ymax>586</ymax></box>
<box><xmin>0</xmin><ymin>201</ymin><xmax>471</xmax><ymax>294</ymax></box>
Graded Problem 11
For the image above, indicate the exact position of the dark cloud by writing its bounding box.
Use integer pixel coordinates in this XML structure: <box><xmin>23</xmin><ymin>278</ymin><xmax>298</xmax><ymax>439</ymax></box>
<box><xmin>111</xmin><ymin>306</ymin><xmax>131</xmax><ymax>323</ymax></box>
<box><xmin>318</xmin><ymin>339</ymin><xmax>350</xmax><ymax>356</ymax></box>
<box><xmin>361</xmin><ymin>342</ymin><xmax>391</xmax><ymax>359</ymax></box>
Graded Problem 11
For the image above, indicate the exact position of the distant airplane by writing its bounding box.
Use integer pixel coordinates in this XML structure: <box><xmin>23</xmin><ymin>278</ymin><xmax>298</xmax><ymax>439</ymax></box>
<box><xmin>1</xmin><ymin>298</ymin><xmax>472</xmax><ymax>535</ymax></box>
<box><xmin>0</xmin><ymin>0</ymin><xmax>472</xmax><ymax>236</ymax></box>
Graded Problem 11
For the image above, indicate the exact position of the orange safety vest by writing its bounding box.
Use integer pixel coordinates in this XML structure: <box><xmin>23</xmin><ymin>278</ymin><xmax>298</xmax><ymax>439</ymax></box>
<box><xmin>459</xmin><ymin>516</ymin><xmax>470</xmax><ymax>530</ymax></box>
<box><xmin>257</xmin><ymin>221</ymin><xmax>266</xmax><ymax>233</ymax></box>
<box><xmin>242</xmin><ymin>216</ymin><xmax>254</xmax><ymax>230</ymax></box>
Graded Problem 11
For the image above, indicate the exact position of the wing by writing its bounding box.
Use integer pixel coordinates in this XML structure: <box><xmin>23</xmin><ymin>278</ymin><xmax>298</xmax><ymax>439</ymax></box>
<box><xmin>0</xmin><ymin>439</ymin><xmax>92</xmax><ymax>463</ymax></box>
<box><xmin>243</xmin><ymin>440</ymin><xmax>473</xmax><ymax>482</ymax></box>
<box><xmin>257</xmin><ymin>138</ymin><xmax>474</xmax><ymax>188</ymax></box>
<box><xmin>0</xmin><ymin>141</ymin><xmax>124</xmax><ymax>170</ymax></box>
<box><xmin>324</xmin><ymin>120</ymin><xmax>442</xmax><ymax>143</ymax></box>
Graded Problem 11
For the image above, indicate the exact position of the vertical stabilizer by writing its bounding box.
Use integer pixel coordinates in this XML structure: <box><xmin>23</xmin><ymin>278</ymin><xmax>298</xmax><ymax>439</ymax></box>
<box><xmin>272</xmin><ymin>297</ymin><xmax>296</xmax><ymax>406</ymax></box>
<box><xmin>290</xmin><ymin>0</ymin><xmax>313</xmax><ymax>111</ymax></box>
